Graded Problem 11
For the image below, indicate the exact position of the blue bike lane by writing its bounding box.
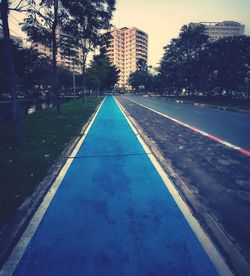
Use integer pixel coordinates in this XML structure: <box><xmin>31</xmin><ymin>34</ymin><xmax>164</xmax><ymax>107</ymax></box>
<box><xmin>4</xmin><ymin>96</ymin><xmax>224</xmax><ymax>275</ymax></box>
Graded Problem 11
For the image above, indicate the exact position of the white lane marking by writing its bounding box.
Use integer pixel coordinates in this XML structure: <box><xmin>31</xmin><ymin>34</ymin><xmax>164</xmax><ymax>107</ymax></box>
<box><xmin>114</xmin><ymin>96</ymin><xmax>232</xmax><ymax>276</ymax></box>
<box><xmin>0</xmin><ymin>97</ymin><xmax>106</xmax><ymax>276</ymax></box>
<box><xmin>123</xmin><ymin>96</ymin><xmax>250</xmax><ymax>157</ymax></box>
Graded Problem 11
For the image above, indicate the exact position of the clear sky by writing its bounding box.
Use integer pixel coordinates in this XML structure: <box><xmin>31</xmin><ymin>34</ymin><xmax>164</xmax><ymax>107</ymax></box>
<box><xmin>112</xmin><ymin>0</ymin><xmax>250</xmax><ymax>67</ymax></box>
<box><xmin>9</xmin><ymin>0</ymin><xmax>250</xmax><ymax>67</ymax></box>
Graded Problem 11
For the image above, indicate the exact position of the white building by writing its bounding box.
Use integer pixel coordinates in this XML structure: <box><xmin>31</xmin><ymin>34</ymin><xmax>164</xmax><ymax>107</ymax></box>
<box><xmin>107</xmin><ymin>27</ymin><xmax>148</xmax><ymax>87</ymax></box>
<box><xmin>200</xmin><ymin>21</ymin><xmax>245</xmax><ymax>40</ymax></box>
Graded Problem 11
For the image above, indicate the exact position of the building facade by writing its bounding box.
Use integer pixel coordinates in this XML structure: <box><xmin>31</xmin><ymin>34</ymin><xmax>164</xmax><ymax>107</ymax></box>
<box><xmin>200</xmin><ymin>21</ymin><xmax>245</xmax><ymax>40</ymax></box>
<box><xmin>1</xmin><ymin>26</ymin><xmax>82</xmax><ymax>73</ymax></box>
<box><xmin>32</xmin><ymin>32</ymin><xmax>83</xmax><ymax>74</ymax></box>
<box><xmin>107</xmin><ymin>27</ymin><xmax>148</xmax><ymax>87</ymax></box>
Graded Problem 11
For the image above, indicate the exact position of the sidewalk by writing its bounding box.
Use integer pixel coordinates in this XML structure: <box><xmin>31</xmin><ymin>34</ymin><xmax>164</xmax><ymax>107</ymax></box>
<box><xmin>2</xmin><ymin>96</ymin><xmax>222</xmax><ymax>275</ymax></box>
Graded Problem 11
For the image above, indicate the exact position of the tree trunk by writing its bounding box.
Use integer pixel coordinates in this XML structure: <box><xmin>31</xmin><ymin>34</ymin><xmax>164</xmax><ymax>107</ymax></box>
<box><xmin>81</xmin><ymin>51</ymin><xmax>88</xmax><ymax>91</ymax></box>
<box><xmin>1</xmin><ymin>0</ymin><xmax>22</xmax><ymax>141</ymax></box>
<box><xmin>81</xmin><ymin>50</ymin><xmax>88</xmax><ymax>101</ymax></box>
<box><xmin>52</xmin><ymin>0</ymin><xmax>60</xmax><ymax>115</ymax></box>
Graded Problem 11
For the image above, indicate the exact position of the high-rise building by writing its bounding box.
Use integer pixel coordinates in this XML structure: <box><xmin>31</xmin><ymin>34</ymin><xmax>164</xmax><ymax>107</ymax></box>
<box><xmin>107</xmin><ymin>27</ymin><xmax>148</xmax><ymax>87</ymax></box>
<box><xmin>200</xmin><ymin>21</ymin><xmax>245</xmax><ymax>40</ymax></box>
<box><xmin>32</xmin><ymin>31</ymin><xmax>83</xmax><ymax>73</ymax></box>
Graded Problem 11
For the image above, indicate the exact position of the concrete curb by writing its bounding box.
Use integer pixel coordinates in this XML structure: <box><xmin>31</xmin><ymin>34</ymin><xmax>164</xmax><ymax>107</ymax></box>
<box><xmin>116</xmin><ymin>97</ymin><xmax>250</xmax><ymax>275</ymax></box>
<box><xmin>0</xmin><ymin>99</ymin><xmax>103</xmax><ymax>269</ymax></box>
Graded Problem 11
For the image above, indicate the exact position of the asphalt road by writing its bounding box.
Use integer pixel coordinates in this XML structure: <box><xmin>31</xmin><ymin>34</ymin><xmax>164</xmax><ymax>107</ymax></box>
<box><xmin>2</xmin><ymin>97</ymin><xmax>219</xmax><ymax>275</ymax></box>
<box><xmin>124</xmin><ymin>95</ymin><xmax>250</xmax><ymax>152</ymax></box>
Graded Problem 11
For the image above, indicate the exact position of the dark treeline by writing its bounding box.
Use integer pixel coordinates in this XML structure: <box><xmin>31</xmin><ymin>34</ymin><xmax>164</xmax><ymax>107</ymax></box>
<box><xmin>129</xmin><ymin>24</ymin><xmax>250</xmax><ymax>100</ymax></box>
<box><xmin>0</xmin><ymin>39</ymin><xmax>67</xmax><ymax>99</ymax></box>
<box><xmin>0</xmin><ymin>40</ymin><xmax>119</xmax><ymax>100</ymax></box>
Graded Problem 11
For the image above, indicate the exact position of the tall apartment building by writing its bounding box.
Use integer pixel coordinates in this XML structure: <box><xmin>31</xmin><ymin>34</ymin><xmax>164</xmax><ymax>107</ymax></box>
<box><xmin>1</xmin><ymin>26</ymin><xmax>81</xmax><ymax>72</ymax></box>
<box><xmin>32</xmin><ymin>32</ymin><xmax>83</xmax><ymax>73</ymax></box>
<box><xmin>107</xmin><ymin>27</ymin><xmax>148</xmax><ymax>87</ymax></box>
<box><xmin>200</xmin><ymin>21</ymin><xmax>245</xmax><ymax>40</ymax></box>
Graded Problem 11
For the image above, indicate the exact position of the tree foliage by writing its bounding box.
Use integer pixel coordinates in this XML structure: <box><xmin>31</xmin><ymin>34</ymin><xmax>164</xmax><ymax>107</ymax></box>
<box><xmin>22</xmin><ymin>0</ymin><xmax>116</xmax><ymax>112</ymax></box>
<box><xmin>159</xmin><ymin>23</ymin><xmax>209</xmax><ymax>95</ymax></box>
<box><xmin>158</xmin><ymin>23</ymin><xmax>250</xmax><ymax>98</ymax></box>
<box><xmin>0</xmin><ymin>0</ymin><xmax>35</xmax><ymax>141</ymax></box>
<box><xmin>86</xmin><ymin>49</ymin><xmax>119</xmax><ymax>91</ymax></box>
<box><xmin>60</xmin><ymin>0</ymin><xmax>116</xmax><ymax>90</ymax></box>
<box><xmin>0</xmin><ymin>39</ymin><xmax>77</xmax><ymax>98</ymax></box>
<box><xmin>22</xmin><ymin>0</ymin><xmax>71</xmax><ymax>115</ymax></box>
<box><xmin>199</xmin><ymin>36</ymin><xmax>250</xmax><ymax>96</ymax></box>
<box><xmin>129</xmin><ymin>58</ymin><xmax>151</xmax><ymax>91</ymax></box>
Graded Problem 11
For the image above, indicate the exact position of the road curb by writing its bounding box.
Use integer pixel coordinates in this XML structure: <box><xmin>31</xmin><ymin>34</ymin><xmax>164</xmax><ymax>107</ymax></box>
<box><xmin>0</xmin><ymin>98</ymin><xmax>104</xmax><ymax>269</ymax></box>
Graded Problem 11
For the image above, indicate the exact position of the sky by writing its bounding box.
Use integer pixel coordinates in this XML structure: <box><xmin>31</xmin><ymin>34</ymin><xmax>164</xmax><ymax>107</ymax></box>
<box><xmin>9</xmin><ymin>0</ymin><xmax>250</xmax><ymax>67</ymax></box>
<box><xmin>111</xmin><ymin>0</ymin><xmax>250</xmax><ymax>66</ymax></box>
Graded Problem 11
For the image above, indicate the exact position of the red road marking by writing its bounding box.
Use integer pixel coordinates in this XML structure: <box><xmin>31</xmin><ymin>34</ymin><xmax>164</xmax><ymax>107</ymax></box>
<box><xmin>238</xmin><ymin>148</ymin><xmax>250</xmax><ymax>157</ymax></box>
<box><xmin>123</xmin><ymin>97</ymin><xmax>250</xmax><ymax>157</ymax></box>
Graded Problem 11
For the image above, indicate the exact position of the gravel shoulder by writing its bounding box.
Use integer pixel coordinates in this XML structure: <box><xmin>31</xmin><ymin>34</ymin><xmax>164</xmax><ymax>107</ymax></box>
<box><xmin>117</xmin><ymin>96</ymin><xmax>250</xmax><ymax>275</ymax></box>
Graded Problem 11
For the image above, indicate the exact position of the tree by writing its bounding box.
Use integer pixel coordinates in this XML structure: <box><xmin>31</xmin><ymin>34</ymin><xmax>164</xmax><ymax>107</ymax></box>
<box><xmin>62</xmin><ymin>0</ymin><xmax>116</xmax><ymax>92</ymax></box>
<box><xmin>86</xmin><ymin>49</ymin><xmax>119</xmax><ymax>92</ymax></box>
<box><xmin>0</xmin><ymin>0</ymin><xmax>32</xmax><ymax>141</ymax></box>
<box><xmin>159</xmin><ymin>23</ymin><xmax>209</xmax><ymax>95</ymax></box>
<box><xmin>58</xmin><ymin>66</ymin><xmax>74</xmax><ymax>89</ymax></box>
<box><xmin>0</xmin><ymin>38</ymin><xmax>52</xmax><ymax>96</ymax></box>
<box><xmin>159</xmin><ymin>23</ymin><xmax>250</xmax><ymax>98</ymax></box>
<box><xmin>128</xmin><ymin>58</ymin><xmax>150</xmax><ymax>92</ymax></box>
<box><xmin>199</xmin><ymin>36</ymin><xmax>250</xmax><ymax>97</ymax></box>
<box><xmin>129</xmin><ymin>71</ymin><xmax>147</xmax><ymax>91</ymax></box>
<box><xmin>22</xmin><ymin>0</ymin><xmax>72</xmax><ymax>115</ymax></box>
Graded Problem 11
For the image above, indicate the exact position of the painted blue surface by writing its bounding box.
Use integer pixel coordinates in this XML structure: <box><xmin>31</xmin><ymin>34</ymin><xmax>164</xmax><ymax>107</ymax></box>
<box><xmin>14</xmin><ymin>96</ymin><xmax>217</xmax><ymax>276</ymax></box>
<box><xmin>126</xmin><ymin>95</ymin><xmax>250</xmax><ymax>151</ymax></box>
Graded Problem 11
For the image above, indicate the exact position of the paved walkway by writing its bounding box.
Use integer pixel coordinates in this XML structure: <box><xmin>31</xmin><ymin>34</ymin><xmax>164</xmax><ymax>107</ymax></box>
<box><xmin>4</xmin><ymin>97</ymin><xmax>218</xmax><ymax>275</ymax></box>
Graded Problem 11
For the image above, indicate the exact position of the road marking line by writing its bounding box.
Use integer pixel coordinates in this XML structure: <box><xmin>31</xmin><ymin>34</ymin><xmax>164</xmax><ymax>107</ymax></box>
<box><xmin>0</xmin><ymin>97</ymin><xmax>106</xmax><ymax>276</ymax></box>
<box><xmin>123</xmin><ymin>96</ymin><xmax>250</xmax><ymax>157</ymax></box>
<box><xmin>115</xmin><ymin>96</ymin><xmax>233</xmax><ymax>276</ymax></box>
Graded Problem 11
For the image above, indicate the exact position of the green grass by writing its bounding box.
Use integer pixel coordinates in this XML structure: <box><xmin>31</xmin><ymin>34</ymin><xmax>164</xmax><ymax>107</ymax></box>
<box><xmin>0</xmin><ymin>97</ymin><xmax>103</xmax><ymax>227</ymax></box>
